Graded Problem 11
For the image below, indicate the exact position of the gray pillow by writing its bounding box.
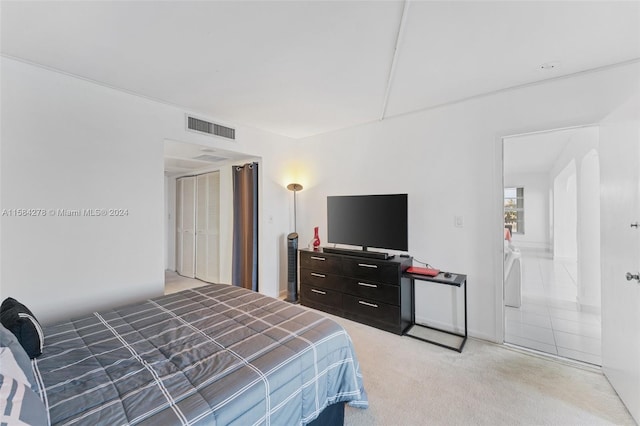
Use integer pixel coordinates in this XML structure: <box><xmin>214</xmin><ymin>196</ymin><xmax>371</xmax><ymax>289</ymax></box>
<box><xmin>0</xmin><ymin>323</ymin><xmax>37</xmax><ymax>392</ymax></box>
<box><xmin>0</xmin><ymin>373</ymin><xmax>48</xmax><ymax>425</ymax></box>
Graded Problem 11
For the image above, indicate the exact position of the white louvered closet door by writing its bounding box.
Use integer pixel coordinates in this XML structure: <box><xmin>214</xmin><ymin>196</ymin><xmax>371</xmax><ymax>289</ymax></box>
<box><xmin>176</xmin><ymin>176</ymin><xmax>196</xmax><ymax>278</ymax></box>
<box><xmin>195</xmin><ymin>172</ymin><xmax>220</xmax><ymax>283</ymax></box>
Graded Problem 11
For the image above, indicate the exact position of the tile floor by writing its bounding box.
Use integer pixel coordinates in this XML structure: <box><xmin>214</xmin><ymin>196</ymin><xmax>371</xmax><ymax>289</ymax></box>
<box><xmin>164</xmin><ymin>270</ymin><xmax>207</xmax><ymax>294</ymax></box>
<box><xmin>504</xmin><ymin>251</ymin><xmax>602</xmax><ymax>365</ymax></box>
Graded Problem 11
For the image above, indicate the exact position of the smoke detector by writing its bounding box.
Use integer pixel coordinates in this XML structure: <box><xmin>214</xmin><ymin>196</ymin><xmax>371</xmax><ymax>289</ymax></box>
<box><xmin>540</xmin><ymin>61</ymin><xmax>561</xmax><ymax>70</ymax></box>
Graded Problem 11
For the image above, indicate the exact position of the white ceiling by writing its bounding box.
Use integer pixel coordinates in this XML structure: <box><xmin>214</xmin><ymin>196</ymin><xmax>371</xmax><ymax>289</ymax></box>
<box><xmin>503</xmin><ymin>127</ymin><xmax>583</xmax><ymax>175</ymax></box>
<box><xmin>503</xmin><ymin>126</ymin><xmax>597</xmax><ymax>176</ymax></box>
<box><xmin>164</xmin><ymin>140</ymin><xmax>255</xmax><ymax>176</ymax></box>
<box><xmin>2</xmin><ymin>1</ymin><xmax>639</xmax><ymax>140</ymax></box>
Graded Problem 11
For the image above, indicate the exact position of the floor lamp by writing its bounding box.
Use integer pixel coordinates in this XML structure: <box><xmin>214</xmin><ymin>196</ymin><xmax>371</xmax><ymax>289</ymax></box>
<box><xmin>286</xmin><ymin>183</ymin><xmax>303</xmax><ymax>303</ymax></box>
<box><xmin>287</xmin><ymin>183</ymin><xmax>303</xmax><ymax>232</ymax></box>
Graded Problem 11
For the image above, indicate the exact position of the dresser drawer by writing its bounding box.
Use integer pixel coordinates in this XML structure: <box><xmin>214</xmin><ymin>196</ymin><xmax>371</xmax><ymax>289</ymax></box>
<box><xmin>300</xmin><ymin>252</ymin><xmax>342</xmax><ymax>273</ymax></box>
<box><xmin>343</xmin><ymin>278</ymin><xmax>399</xmax><ymax>305</ymax></box>
<box><xmin>343</xmin><ymin>294</ymin><xmax>399</xmax><ymax>323</ymax></box>
<box><xmin>342</xmin><ymin>258</ymin><xmax>400</xmax><ymax>283</ymax></box>
<box><xmin>301</xmin><ymin>285</ymin><xmax>342</xmax><ymax>307</ymax></box>
<box><xmin>299</xmin><ymin>269</ymin><xmax>344</xmax><ymax>292</ymax></box>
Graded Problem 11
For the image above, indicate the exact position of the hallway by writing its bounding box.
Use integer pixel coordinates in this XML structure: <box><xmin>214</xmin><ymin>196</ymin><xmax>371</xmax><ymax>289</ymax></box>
<box><xmin>505</xmin><ymin>251</ymin><xmax>602</xmax><ymax>365</ymax></box>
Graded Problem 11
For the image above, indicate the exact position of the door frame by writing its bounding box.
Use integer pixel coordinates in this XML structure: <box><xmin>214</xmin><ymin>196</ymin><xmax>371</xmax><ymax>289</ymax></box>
<box><xmin>494</xmin><ymin>123</ymin><xmax>600</xmax><ymax>345</ymax></box>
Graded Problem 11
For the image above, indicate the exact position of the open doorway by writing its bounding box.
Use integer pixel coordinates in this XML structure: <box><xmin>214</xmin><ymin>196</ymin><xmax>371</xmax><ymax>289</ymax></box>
<box><xmin>503</xmin><ymin>126</ymin><xmax>602</xmax><ymax>365</ymax></box>
<box><xmin>163</xmin><ymin>139</ymin><xmax>259</xmax><ymax>293</ymax></box>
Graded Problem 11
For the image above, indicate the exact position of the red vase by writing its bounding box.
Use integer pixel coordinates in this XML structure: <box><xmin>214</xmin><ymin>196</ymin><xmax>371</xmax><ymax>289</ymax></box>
<box><xmin>312</xmin><ymin>226</ymin><xmax>321</xmax><ymax>250</ymax></box>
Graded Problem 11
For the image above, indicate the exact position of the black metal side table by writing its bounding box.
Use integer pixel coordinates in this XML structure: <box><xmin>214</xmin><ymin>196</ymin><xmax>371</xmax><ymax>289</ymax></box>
<box><xmin>403</xmin><ymin>271</ymin><xmax>468</xmax><ymax>352</ymax></box>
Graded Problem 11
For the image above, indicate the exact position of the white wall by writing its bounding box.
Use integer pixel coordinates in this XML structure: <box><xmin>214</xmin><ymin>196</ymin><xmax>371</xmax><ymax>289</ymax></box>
<box><xmin>0</xmin><ymin>57</ymin><xmax>295</xmax><ymax>324</ymax></box>
<box><xmin>553</xmin><ymin>160</ymin><xmax>578</xmax><ymax>259</ymax></box>
<box><xmin>545</xmin><ymin>126</ymin><xmax>601</xmax><ymax>307</ymax></box>
<box><xmin>295</xmin><ymin>61</ymin><xmax>640</xmax><ymax>341</ymax></box>
<box><xmin>549</xmin><ymin>126</ymin><xmax>600</xmax><ymax>260</ymax></box>
<box><xmin>503</xmin><ymin>172</ymin><xmax>550</xmax><ymax>251</ymax></box>
<box><xmin>579</xmin><ymin>149</ymin><xmax>601</xmax><ymax>310</ymax></box>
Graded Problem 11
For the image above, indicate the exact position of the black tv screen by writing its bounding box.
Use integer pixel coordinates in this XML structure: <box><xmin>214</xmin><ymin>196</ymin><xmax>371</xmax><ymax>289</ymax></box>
<box><xmin>327</xmin><ymin>194</ymin><xmax>408</xmax><ymax>251</ymax></box>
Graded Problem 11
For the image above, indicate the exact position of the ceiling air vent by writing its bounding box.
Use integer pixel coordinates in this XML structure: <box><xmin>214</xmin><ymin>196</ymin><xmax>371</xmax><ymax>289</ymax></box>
<box><xmin>186</xmin><ymin>115</ymin><xmax>236</xmax><ymax>140</ymax></box>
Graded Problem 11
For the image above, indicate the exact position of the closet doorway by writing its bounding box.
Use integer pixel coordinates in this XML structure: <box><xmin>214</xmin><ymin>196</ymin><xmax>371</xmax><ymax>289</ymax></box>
<box><xmin>176</xmin><ymin>171</ymin><xmax>220</xmax><ymax>283</ymax></box>
<box><xmin>164</xmin><ymin>139</ymin><xmax>260</xmax><ymax>289</ymax></box>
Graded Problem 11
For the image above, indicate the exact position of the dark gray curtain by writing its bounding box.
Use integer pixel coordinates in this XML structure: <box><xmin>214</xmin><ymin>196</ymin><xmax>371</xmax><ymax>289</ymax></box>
<box><xmin>232</xmin><ymin>162</ymin><xmax>258</xmax><ymax>291</ymax></box>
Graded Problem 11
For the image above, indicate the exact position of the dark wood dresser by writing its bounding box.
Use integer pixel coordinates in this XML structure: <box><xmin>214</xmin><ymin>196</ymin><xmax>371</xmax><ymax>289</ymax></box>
<box><xmin>299</xmin><ymin>248</ymin><xmax>413</xmax><ymax>335</ymax></box>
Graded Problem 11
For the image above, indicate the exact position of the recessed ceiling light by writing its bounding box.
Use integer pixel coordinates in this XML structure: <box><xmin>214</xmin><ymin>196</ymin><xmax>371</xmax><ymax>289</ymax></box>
<box><xmin>540</xmin><ymin>61</ymin><xmax>561</xmax><ymax>70</ymax></box>
<box><xmin>201</xmin><ymin>147</ymin><xmax>216</xmax><ymax>153</ymax></box>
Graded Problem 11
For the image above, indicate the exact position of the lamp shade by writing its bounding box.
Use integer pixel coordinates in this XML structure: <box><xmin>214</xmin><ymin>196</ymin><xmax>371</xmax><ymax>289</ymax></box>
<box><xmin>287</xmin><ymin>183</ymin><xmax>303</xmax><ymax>192</ymax></box>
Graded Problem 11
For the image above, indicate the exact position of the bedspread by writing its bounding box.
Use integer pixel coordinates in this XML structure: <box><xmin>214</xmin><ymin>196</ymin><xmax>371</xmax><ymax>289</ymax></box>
<box><xmin>33</xmin><ymin>284</ymin><xmax>368</xmax><ymax>425</ymax></box>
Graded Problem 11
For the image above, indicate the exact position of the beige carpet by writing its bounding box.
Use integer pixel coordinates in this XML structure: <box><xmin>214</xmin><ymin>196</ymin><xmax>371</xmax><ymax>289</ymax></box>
<box><xmin>163</xmin><ymin>274</ymin><xmax>633</xmax><ymax>425</ymax></box>
<box><xmin>326</xmin><ymin>314</ymin><xmax>634</xmax><ymax>426</ymax></box>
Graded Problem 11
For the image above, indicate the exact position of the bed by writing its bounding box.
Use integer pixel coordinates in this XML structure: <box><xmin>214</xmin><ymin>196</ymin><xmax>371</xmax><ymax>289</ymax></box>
<box><xmin>2</xmin><ymin>284</ymin><xmax>368</xmax><ymax>425</ymax></box>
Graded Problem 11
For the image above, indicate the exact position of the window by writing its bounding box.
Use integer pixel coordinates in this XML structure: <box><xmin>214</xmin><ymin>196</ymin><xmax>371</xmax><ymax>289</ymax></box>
<box><xmin>504</xmin><ymin>187</ymin><xmax>524</xmax><ymax>234</ymax></box>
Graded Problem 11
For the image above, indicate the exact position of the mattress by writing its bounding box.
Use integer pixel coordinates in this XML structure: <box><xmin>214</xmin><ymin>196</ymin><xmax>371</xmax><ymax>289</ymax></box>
<box><xmin>32</xmin><ymin>284</ymin><xmax>368</xmax><ymax>425</ymax></box>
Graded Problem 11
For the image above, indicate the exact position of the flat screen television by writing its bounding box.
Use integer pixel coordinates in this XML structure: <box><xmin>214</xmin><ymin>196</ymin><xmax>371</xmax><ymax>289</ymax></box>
<box><xmin>327</xmin><ymin>194</ymin><xmax>408</xmax><ymax>253</ymax></box>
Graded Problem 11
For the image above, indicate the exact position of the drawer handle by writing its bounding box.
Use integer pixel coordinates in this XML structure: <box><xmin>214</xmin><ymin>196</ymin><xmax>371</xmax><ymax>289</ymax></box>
<box><xmin>358</xmin><ymin>263</ymin><xmax>378</xmax><ymax>269</ymax></box>
<box><xmin>311</xmin><ymin>289</ymin><xmax>327</xmax><ymax>295</ymax></box>
<box><xmin>358</xmin><ymin>282</ymin><xmax>378</xmax><ymax>288</ymax></box>
<box><xmin>310</xmin><ymin>256</ymin><xmax>326</xmax><ymax>261</ymax></box>
<box><xmin>311</xmin><ymin>273</ymin><xmax>326</xmax><ymax>278</ymax></box>
<box><xmin>358</xmin><ymin>300</ymin><xmax>378</xmax><ymax>308</ymax></box>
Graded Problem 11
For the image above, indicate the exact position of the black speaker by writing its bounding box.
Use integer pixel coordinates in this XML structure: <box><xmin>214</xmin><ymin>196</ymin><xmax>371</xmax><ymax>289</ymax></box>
<box><xmin>285</xmin><ymin>232</ymin><xmax>299</xmax><ymax>303</ymax></box>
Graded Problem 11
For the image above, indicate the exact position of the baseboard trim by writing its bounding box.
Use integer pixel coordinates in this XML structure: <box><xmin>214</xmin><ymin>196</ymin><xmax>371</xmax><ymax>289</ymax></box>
<box><xmin>413</xmin><ymin>316</ymin><xmax>497</xmax><ymax>343</ymax></box>
<box><xmin>414</xmin><ymin>316</ymin><xmax>464</xmax><ymax>335</ymax></box>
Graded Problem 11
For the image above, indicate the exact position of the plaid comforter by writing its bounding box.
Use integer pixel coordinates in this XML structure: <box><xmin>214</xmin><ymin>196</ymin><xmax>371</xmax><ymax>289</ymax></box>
<box><xmin>33</xmin><ymin>284</ymin><xmax>368</xmax><ymax>425</ymax></box>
